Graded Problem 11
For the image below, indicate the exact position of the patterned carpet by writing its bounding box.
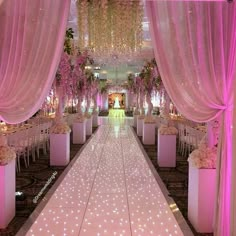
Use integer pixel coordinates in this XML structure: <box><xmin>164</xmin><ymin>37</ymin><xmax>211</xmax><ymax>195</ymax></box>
<box><xmin>0</xmin><ymin>123</ymin><xmax>213</xmax><ymax>236</ymax></box>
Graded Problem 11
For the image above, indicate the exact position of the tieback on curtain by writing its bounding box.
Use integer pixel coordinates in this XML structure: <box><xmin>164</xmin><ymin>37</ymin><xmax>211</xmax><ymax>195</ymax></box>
<box><xmin>223</xmin><ymin>103</ymin><xmax>233</xmax><ymax>112</ymax></box>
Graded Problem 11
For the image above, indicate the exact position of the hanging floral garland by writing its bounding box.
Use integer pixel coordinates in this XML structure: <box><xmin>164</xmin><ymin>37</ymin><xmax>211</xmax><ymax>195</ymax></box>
<box><xmin>76</xmin><ymin>0</ymin><xmax>143</xmax><ymax>59</ymax></box>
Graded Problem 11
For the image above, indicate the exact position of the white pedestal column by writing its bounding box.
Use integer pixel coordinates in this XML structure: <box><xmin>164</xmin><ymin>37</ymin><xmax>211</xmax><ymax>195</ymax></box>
<box><xmin>50</xmin><ymin>133</ymin><xmax>70</xmax><ymax>166</ymax></box>
<box><xmin>133</xmin><ymin>115</ymin><xmax>138</xmax><ymax>128</ymax></box>
<box><xmin>86</xmin><ymin>116</ymin><xmax>93</xmax><ymax>136</ymax></box>
<box><xmin>188</xmin><ymin>165</ymin><xmax>216</xmax><ymax>233</ymax></box>
<box><xmin>143</xmin><ymin>123</ymin><xmax>156</xmax><ymax>145</ymax></box>
<box><xmin>157</xmin><ymin>134</ymin><xmax>176</xmax><ymax>167</ymax></box>
<box><xmin>73</xmin><ymin>121</ymin><xmax>86</xmax><ymax>144</ymax></box>
<box><xmin>92</xmin><ymin>113</ymin><xmax>98</xmax><ymax>127</ymax></box>
<box><xmin>137</xmin><ymin>117</ymin><xmax>144</xmax><ymax>136</ymax></box>
<box><xmin>0</xmin><ymin>159</ymin><xmax>15</xmax><ymax>228</ymax></box>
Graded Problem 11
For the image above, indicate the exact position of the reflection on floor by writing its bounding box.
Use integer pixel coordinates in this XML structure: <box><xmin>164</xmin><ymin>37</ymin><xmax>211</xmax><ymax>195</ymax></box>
<box><xmin>17</xmin><ymin>117</ymin><xmax>192</xmax><ymax>236</ymax></box>
<box><xmin>108</xmin><ymin>109</ymin><xmax>125</xmax><ymax>118</ymax></box>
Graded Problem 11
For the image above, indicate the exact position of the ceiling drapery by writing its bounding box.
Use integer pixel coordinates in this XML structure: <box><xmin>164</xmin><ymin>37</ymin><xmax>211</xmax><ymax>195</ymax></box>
<box><xmin>76</xmin><ymin>0</ymin><xmax>143</xmax><ymax>60</ymax></box>
<box><xmin>0</xmin><ymin>0</ymin><xmax>71</xmax><ymax>123</ymax></box>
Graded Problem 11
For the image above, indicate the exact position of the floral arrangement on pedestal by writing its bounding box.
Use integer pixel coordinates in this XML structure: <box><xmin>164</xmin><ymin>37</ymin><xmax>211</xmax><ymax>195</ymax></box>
<box><xmin>188</xmin><ymin>136</ymin><xmax>217</xmax><ymax>169</ymax></box>
<box><xmin>0</xmin><ymin>135</ymin><xmax>16</xmax><ymax>165</ymax></box>
<box><xmin>159</xmin><ymin>124</ymin><xmax>178</xmax><ymax>135</ymax></box>
<box><xmin>188</xmin><ymin>118</ymin><xmax>219</xmax><ymax>170</ymax></box>
<box><xmin>51</xmin><ymin>28</ymin><xmax>75</xmax><ymax>128</ymax></box>
<box><xmin>72</xmin><ymin>50</ymin><xmax>89</xmax><ymax>120</ymax></box>
<box><xmin>52</xmin><ymin>28</ymin><xmax>77</xmax><ymax>131</ymax></box>
<box><xmin>72</xmin><ymin>49</ymin><xmax>97</xmax><ymax>121</ymax></box>
<box><xmin>139</xmin><ymin>58</ymin><xmax>162</xmax><ymax>122</ymax></box>
<box><xmin>144</xmin><ymin>115</ymin><xmax>156</xmax><ymax>124</ymax></box>
<box><xmin>127</xmin><ymin>73</ymin><xmax>143</xmax><ymax>115</ymax></box>
<box><xmin>50</xmin><ymin>119</ymin><xmax>71</xmax><ymax>134</ymax></box>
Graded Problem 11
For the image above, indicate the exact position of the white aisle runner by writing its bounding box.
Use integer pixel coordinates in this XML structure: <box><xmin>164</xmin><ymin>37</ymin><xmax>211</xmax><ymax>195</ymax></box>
<box><xmin>20</xmin><ymin>118</ymin><xmax>192</xmax><ymax>236</ymax></box>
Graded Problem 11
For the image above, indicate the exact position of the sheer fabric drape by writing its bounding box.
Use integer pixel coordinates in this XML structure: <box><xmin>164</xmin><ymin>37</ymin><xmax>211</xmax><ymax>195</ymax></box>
<box><xmin>0</xmin><ymin>0</ymin><xmax>71</xmax><ymax>123</ymax></box>
<box><xmin>146</xmin><ymin>1</ymin><xmax>236</xmax><ymax>235</ymax></box>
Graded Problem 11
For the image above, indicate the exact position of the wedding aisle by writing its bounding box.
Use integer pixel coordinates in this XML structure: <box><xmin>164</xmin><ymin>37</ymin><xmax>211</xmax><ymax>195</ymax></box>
<box><xmin>17</xmin><ymin>118</ymin><xmax>192</xmax><ymax>236</ymax></box>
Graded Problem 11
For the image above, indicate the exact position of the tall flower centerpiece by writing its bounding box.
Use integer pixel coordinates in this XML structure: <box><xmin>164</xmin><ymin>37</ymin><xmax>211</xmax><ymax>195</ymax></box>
<box><xmin>139</xmin><ymin>58</ymin><xmax>162</xmax><ymax>121</ymax></box>
<box><xmin>98</xmin><ymin>80</ymin><xmax>109</xmax><ymax>111</ymax></box>
<box><xmin>52</xmin><ymin>28</ymin><xmax>75</xmax><ymax>133</ymax></box>
<box><xmin>71</xmin><ymin>49</ymin><xmax>96</xmax><ymax>138</ymax></box>
<box><xmin>70</xmin><ymin>49</ymin><xmax>95</xmax><ymax>120</ymax></box>
<box><xmin>127</xmin><ymin>73</ymin><xmax>140</xmax><ymax>116</ymax></box>
<box><xmin>127</xmin><ymin>73</ymin><xmax>141</xmax><ymax>128</ymax></box>
<box><xmin>50</xmin><ymin>28</ymin><xmax>74</xmax><ymax>166</ymax></box>
<box><xmin>84</xmin><ymin>70</ymin><xmax>95</xmax><ymax>117</ymax></box>
<box><xmin>71</xmin><ymin>50</ymin><xmax>88</xmax><ymax>144</ymax></box>
<box><xmin>52</xmin><ymin>52</ymin><xmax>72</xmax><ymax>135</ymax></box>
<box><xmin>136</xmin><ymin>75</ymin><xmax>145</xmax><ymax>116</ymax></box>
<box><xmin>72</xmin><ymin>50</ymin><xmax>88</xmax><ymax>121</ymax></box>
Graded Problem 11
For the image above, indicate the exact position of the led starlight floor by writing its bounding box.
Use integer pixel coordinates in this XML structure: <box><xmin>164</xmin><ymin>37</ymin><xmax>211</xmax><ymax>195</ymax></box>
<box><xmin>18</xmin><ymin>118</ymin><xmax>193</xmax><ymax>236</ymax></box>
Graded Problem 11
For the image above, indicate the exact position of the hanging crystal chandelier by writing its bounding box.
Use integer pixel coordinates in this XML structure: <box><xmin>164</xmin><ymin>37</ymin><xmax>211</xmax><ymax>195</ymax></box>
<box><xmin>76</xmin><ymin>0</ymin><xmax>143</xmax><ymax>62</ymax></box>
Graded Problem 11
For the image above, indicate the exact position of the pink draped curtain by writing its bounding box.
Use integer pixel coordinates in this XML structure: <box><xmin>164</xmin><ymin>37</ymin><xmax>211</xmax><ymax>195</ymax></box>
<box><xmin>146</xmin><ymin>1</ymin><xmax>236</xmax><ymax>235</ymax></box>
<box><xmin>0</xmin><ymin>0</ymin><xmax>71</xmax><ymax>124</ymax></box>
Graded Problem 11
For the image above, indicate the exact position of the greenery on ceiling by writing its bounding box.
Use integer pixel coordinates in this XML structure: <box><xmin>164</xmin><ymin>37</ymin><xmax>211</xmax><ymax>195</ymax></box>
<box><xmin>64</xmin><ymin>28</ymin><xmax>74</xmax><ymax>55</ymax></box>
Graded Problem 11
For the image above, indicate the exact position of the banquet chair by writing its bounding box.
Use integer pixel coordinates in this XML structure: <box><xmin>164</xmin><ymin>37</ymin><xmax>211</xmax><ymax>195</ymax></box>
<box><xmin>185</xmin><ymin>126</ymin><xmax>205</xmax><ymax>155</ymax></box>
<box><xmin>7</xmin><ymin>130</ymin><xmax>28</xmax><ymax>172</ymax></box>
<box><xmin>45</xmin><ymin>122</ymin><xmax>52</xmax><ymax>151</ymax></box>
<box><xmin>36</xmin><ymin>122</ymin><xmax>51</xmax><ymax>157</ymax></box>
<box><xmin>185</xmin><ymin>126</ymin><xmax>197</xmax><ymax>155</ymax></box>
<box><xmin>177</xmin><ymin>123</ymin><xmax>187</xmax><ymax>156</ymax></box>
<box><xmin>27</xmin><ymin>126</ymin><xmax>38</xmax><ymax>164</ymax></box>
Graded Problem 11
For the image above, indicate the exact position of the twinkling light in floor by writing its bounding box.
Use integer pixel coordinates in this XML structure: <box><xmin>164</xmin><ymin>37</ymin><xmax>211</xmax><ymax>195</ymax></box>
<box><xmin>25</xmin><ymin>120</ymin><xmax>185</xmax><ymax>236</ymax></box>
